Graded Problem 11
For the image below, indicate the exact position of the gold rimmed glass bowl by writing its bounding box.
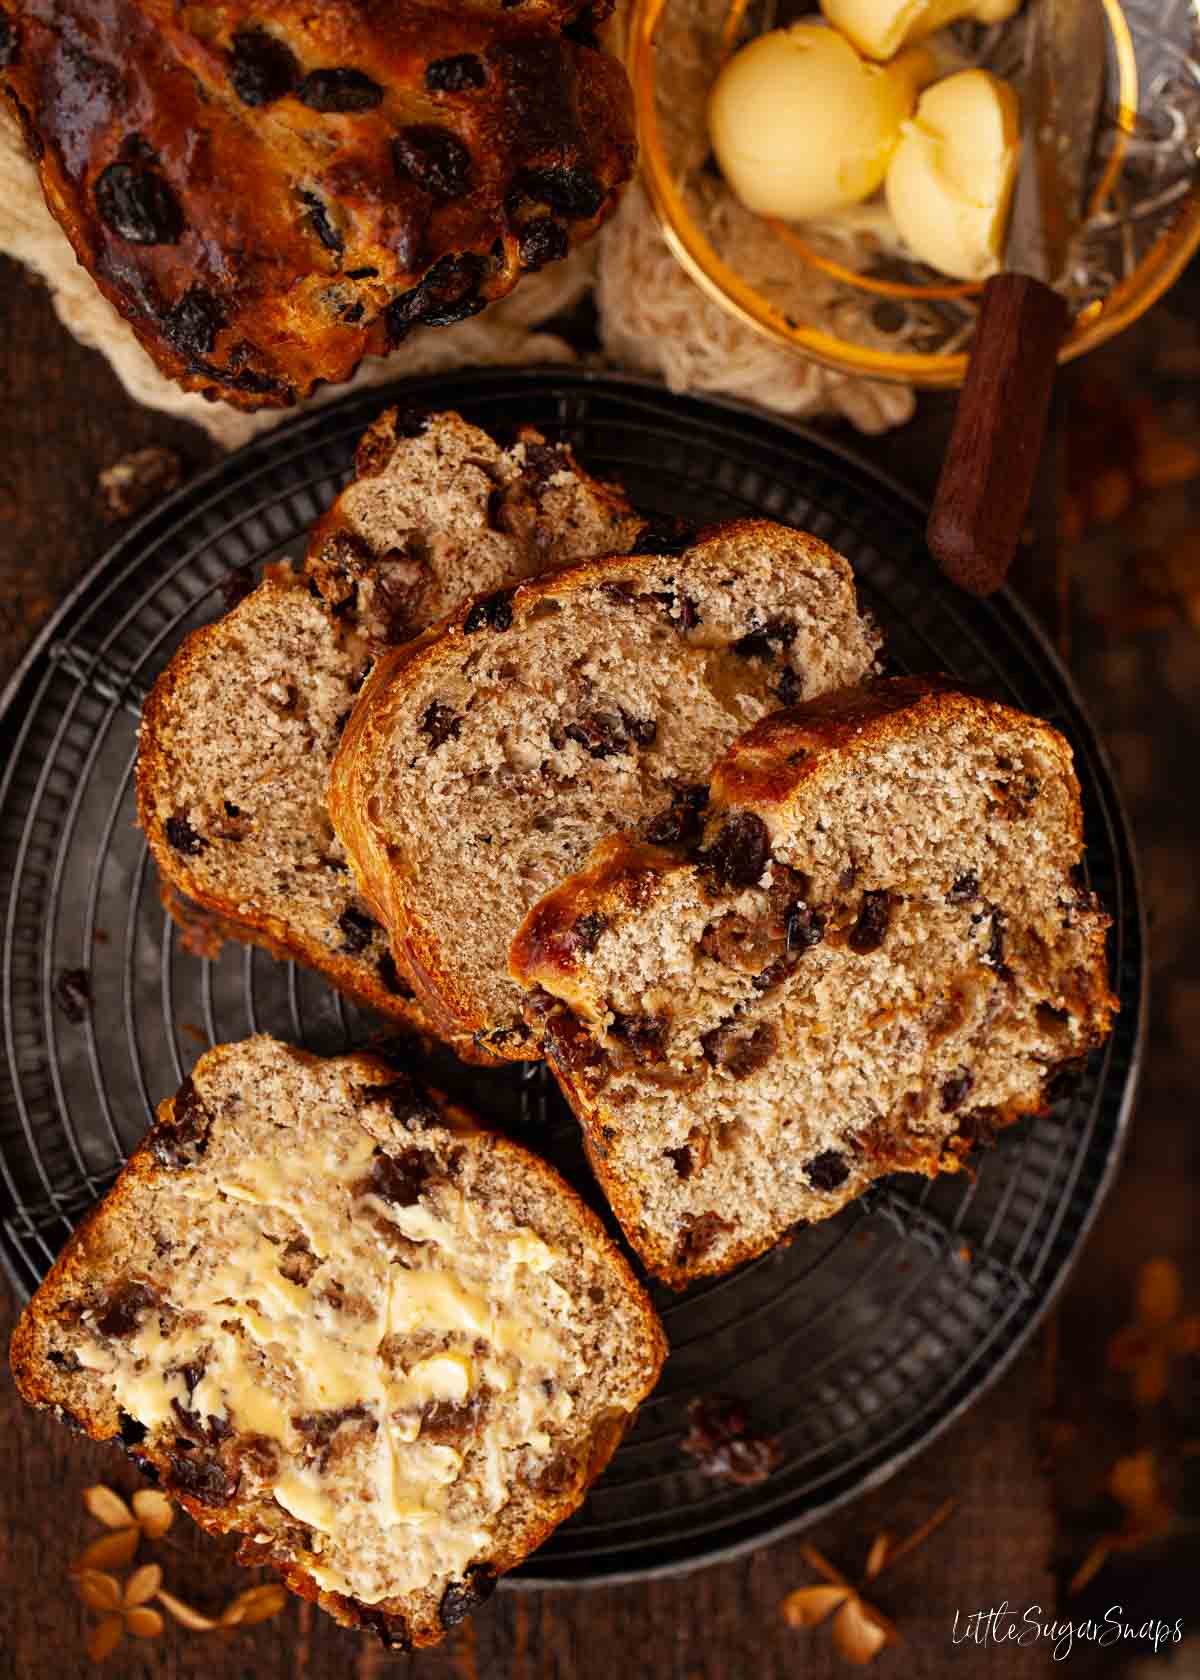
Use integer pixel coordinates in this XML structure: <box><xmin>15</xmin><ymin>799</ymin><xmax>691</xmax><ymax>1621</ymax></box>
<box><xmin>629</xmin><ymin>0</ymin><xmax>1200</xmax><ymax>386</ymax></box>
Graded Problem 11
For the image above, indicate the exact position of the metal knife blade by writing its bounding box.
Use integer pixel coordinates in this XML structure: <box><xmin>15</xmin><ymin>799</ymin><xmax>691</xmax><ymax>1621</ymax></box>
<box><xmin>1006</xmin><ymin>0</ymin><xmax>1107</xmax><ymax>289</ymax></box>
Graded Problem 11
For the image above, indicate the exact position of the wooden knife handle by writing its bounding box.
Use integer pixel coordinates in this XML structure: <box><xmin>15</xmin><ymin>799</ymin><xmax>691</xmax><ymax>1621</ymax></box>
<box><xmin>928</xmin><ymin>272</ymin><xmax>1070</xmax><ymax>597</ymax></box>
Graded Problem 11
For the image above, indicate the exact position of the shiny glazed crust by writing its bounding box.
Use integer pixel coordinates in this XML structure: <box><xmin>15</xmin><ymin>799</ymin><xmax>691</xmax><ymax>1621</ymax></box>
<box><xmin>10</xmin><ymin>1038</ymin><xmax>667</xmax><ymax>1649</ymax></box>
<box><xmin>0</xmin><ymin>0</ymin><xmax>634</xmax><ymax>408</ymax></box>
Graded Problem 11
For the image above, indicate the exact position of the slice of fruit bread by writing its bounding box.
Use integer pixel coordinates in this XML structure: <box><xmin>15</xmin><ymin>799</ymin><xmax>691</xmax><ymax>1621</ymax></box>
<box><xmin>510</xmin><ymin>678</ymin><xmax>1116</xmax><ymax>1284</ymax></box>
<box><xmin>11</xmin><ymin>1036</ymin><xmax>666</xmax><ymax>1647</ymax></box>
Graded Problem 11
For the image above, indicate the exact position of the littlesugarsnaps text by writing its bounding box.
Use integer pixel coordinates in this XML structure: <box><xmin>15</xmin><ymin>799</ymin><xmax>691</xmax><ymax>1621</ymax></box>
<box><xmin>951</xmin><ymin>1603</ymin><xmax>1184</xmax><ymax>1661</ymax></box>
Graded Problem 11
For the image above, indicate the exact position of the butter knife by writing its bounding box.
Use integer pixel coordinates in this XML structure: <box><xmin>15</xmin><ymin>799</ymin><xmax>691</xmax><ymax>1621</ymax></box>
<box><xmin>927</xmin><ymin>0</ymin><xmax>1107</xmax><ymax>597</ymax></box>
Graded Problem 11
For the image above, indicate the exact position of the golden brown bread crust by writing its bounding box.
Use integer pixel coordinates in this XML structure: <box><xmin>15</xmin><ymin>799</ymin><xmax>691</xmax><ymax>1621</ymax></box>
<box><xmin>0</xmin><ymin>0</ymin><xmax>634</xmax><ymax>408</ymax></box>
<box><xmin>10</xmin><ymin>1038</ymin><xmax>667</xmax><ymax>1648</ymax></box>
<box><xmin>511</xmin><ymin>678</ymin><xmax>1120</xmax><ymax>1285</ymax></box>
<box><xmin>701</xmin><ymin>675</ymin><xmax>990</xmax><ymax>815</ymax></box>
<box><xmin>509</xmin><ymin>835</ymin><xmax>673</xmax><ymax>1000</ymax></box>
<box><xmin>504</xmin><ymin>685</ymin><xmax>1006</xmax><ymax>993</ymax></box>
<box><xmin>506</xmin><ymin>686</ymin><xmax>987</xmax><ymax>1036</ymax></box>
<box><xmin>511</xmin><ymin>675</ymin><xmax>1116</xmax><ymax>1006</ymax></box>
<box><xmin>329</xmin><ymin>596</ymin><xmax>521</xmax><ymax>1054</ymax></box>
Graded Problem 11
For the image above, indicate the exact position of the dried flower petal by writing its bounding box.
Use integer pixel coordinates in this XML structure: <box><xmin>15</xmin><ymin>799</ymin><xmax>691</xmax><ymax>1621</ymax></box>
<box><xmin>1108</xmin><ymin>1327</ymin><xmax>1169</xmax><ymax>1403</ymax></box>
<box><xmin>124</xmin><ymin>1563</ymin><xmax>163</xmax><ymax>1607</ymax></box>
<box><xmin>1109</xmin><ymin>1259</ymin><xmax>1200</xmax><ymax>1405</ymax></box>
<box><xmin>224</xmin><ymin>1586</ymin><xmax>266</xmax><ymax>1614</ymax></box>
<box><xmin>784</xmin><ymin>1500</ymin><xmax>956</xmax><ymax>1662</ymax></box>
<box><xmin>132</xmin><ymin>1489</ymin><xmax>174</xmax><ymax>1538</ymax></box>
<box><xmin>239</xmin><ymin>1595</ymin><xmax>288</xmax><ymax>1625</ymax></box>
<box><xmin>1069</xmin><ymin>1451</ymin><xmax>1175</xmax><ymax>1592</ymax></box>
<box><xmin>1108</xmin><ymin>1448</ymin><xmax>1173</xmax><ymax>1535</ymax></box>
<box><xmin>72</xmin><ymin>1529</ymin><xmax>139</xmax><ymax>1573</ymax></box>
<box><xmin>220</xmin><ymin>1602</ymin><xmax>248</xmax><ymax>1628</ymax></box>
<box><xmin>832</xmin><ymin>1597</ymin><xmax>897</xmax><ymax>1666</ymax></box>
<box><xmin>1110</xmin><ymin>1451</ymin><xmax>1153</xmax><ymax>1509</ymax></box>
<box><xmin>782</xmin><ymin>1585</ymin><xmax>851</xmax><ymax>1627</ymax></box>
<box><xmin>77</xmin><ymin>1571</ymin><xmax>123</xmax><ymax>1613</ymax></box>
<box><xmin>83</xmin><ymin>1486</ymin><xmax>135</xmax><ymax>1530</ymax></box>
<box><xmin>224</xmin><ymin>1583</ymin><xmax>288</xmax><ymax>1625</ymax></box>
<box><xmin>1069</xmin><ymin>1539</ymin><xmax>1112</xmax><ymax>1595</ymax></box>
<box><xmin>154</xmin><ymin>1588</ymin><xmax>221</xmax><ymax>1631</ymax></box>
<box><xmin>87</xmin><ymin>1615</ymin><xmax>124</xmax><ymax>1663</ymax></box>
<box><xmin>876</xmin><ymin>1497</ymin><xmax>957</xmax><ymax>1573</ymax></box>
<box><xmin>798</xmin><ymin>1542</ymin><xmax>854</xmax><ymax>1590</ymax></box>
<box><xmin>125</xmin><ymin>1607</ymin><xmax>164</xmax><ymax>1639</ymax></box>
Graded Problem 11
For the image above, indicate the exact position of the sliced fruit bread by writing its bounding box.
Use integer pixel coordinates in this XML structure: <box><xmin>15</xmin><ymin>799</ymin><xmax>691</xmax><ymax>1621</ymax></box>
<box><xmin>510</xmin><ymin>678</ymin><xmax>1117</xmax><ymax>1285</ymax></box>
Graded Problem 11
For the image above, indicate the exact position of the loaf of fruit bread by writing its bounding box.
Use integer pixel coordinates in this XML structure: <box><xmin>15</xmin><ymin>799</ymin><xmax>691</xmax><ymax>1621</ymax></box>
<box><xmin>137</xmin><ymin>407</ymin><xmax>641</xmax><ymax>1044</ymax></box>
<box><xmin>510</xmin><ymin>678</ymin><xmax>1117</xmax><ymax>1285</ymax></box>
<box><xmin>10</xmin><ymin>1036</ymin><xmax>666</xmax><ymax>1648</ymax></box>
<box><xmin>329</xmin><ymin>520</ymin><xmax>882</xmax><ymax>1060</ymax></box>
<box><xmin>0</xmin><ymin>0</ymin><xmax>634</xmax><ymax>408</ymax></box>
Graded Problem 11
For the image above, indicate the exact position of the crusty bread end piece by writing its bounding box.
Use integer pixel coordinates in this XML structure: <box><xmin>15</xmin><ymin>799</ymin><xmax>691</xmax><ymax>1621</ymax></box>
<box><xmin>137</xmin><ymin>408</ymin><xmax>642</xmax><ymax>1054</ymax></box>
<box><xmin>10</xmin><ymin>1037</ymin><xmax>665</xmax><ymax>1648</ymax></box>
<box><xmin>330</xmin><ymin>519</ymin><xmax>881</xmax><ymax>1060</ymax></box>
<box><xmin>510</xmin><ymin>678</ymin><xmax>1117</xmax><ymax>1285</ymax></box>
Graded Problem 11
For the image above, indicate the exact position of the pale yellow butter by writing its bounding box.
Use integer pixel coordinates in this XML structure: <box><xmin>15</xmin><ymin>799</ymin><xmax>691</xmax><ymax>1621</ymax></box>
<box><xmin>708</xmin><ymin>24</ymin><xmax>937</xmax><ymax>221</ymax></box>
<box><xmin>508</xmin><ymin>1230</ymin><xmax>558</xmax><ymax>1271</ymax></box>
<box><xmin>273</xmin><ymin>1472</ymin><xmax>340</xmax><ymax>1532</ymax></box>
<box><xmin>75</xmin><ymin>1129</ymin><xmax>583</xmax><ymax>1605</ymax></box>
<box><xmin>885</xmin><ymin>69</ymin><xmax>1021</xmax><ymax>279</ymax></box>
<box><xmin>821</xmin><ymin>0</ymin><xmax>1022</xmax><ymax>61</ymax></box>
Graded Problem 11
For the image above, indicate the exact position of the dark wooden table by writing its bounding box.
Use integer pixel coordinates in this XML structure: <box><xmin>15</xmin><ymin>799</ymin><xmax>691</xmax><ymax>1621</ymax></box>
<box><xmin>3</xmin><ymin>252</ymin><xmax>1196</xmax><ymax>1679</ymax></box>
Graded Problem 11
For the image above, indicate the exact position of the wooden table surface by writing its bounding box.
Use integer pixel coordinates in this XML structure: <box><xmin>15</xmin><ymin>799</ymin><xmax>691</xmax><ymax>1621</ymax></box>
<box><xmin>2</xmin><ymin>252</ymin><xmax>1196</xmax><ymax>1680</ymax></box>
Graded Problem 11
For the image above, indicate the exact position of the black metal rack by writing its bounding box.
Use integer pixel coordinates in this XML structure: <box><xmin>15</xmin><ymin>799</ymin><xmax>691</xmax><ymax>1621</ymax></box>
<box><xmin>0</xmin><ymin>370</ymin><xmax>1143</xmax><ymax>1586</ymax></box>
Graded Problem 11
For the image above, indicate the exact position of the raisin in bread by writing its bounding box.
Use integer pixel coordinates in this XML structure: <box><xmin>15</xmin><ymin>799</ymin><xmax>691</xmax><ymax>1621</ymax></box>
<box><xmin>0</xmin><ymin>1</ymin><xmax>633</xmax><ymax>408</ymax></box>
<box><xmin>10</xmin><ymin>1036</ymin><xmax>666</xmax><ymax>1648</ymax></box>
<box><xmin>137</xmin><ymin>408</ymin><xmax>641</xmax><ymax>1045</ymax></box>
<box><xmin>510</xmin><ymin>678</ymin><xmax>1117</xmax><ymax>1285</ymax></box>
<box><xmin>329</xmin><ymin>521</ymin><xmax>881</xmax><ymax>1060</ymax></box>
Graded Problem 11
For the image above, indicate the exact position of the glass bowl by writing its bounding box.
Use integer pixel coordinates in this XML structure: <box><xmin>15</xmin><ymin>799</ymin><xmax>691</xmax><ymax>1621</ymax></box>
<box><xmin>628</xmin><ymin>0</ymin><xmax>1200</xmax><ymax>387</ymax></box>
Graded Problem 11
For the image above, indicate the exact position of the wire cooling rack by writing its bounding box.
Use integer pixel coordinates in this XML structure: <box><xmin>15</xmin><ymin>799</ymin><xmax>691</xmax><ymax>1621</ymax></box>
<box><xmin>0</xmin><ymin>370</ymin><xmax>1143</xmax><ymax>1586</ymax></box>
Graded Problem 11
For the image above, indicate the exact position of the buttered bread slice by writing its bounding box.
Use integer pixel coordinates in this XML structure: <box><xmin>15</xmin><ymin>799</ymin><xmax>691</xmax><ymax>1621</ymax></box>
<box><xmin>10</xmin><ymin>1037</ymin><xmax>665</xmax><ymax>1648</ymax></box>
